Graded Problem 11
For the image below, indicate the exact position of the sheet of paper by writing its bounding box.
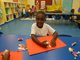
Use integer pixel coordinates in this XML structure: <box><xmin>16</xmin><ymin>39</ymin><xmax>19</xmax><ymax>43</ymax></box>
<box><xmin>26</xmin><ymin>36</ymin><xmax>66</xmax><ymax>55</ymax></box>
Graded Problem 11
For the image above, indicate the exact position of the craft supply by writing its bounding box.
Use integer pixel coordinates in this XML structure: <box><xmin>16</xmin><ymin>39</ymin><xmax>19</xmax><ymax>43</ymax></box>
<box><xmin>18</xmin><ymin>37</ymin><xmax>23</xmax><ymax>41</ymax></box>
<box><xmin>72</xmin><ymin>42</ymin><xmax>77</xmax><ymax>46</ymax></box>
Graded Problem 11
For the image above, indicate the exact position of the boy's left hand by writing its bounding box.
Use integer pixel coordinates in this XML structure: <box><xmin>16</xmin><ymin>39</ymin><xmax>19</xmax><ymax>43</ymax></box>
<box><xmin>50</xmin><ymin>40</ymin><xmax>56</xmax><ymax>47</ymax></box>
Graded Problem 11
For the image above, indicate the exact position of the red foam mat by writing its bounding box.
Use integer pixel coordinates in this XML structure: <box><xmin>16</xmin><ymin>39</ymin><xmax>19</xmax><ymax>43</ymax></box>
<box><xmin>26</xmin><ymin>36</ymin><xmax>66</xmax><ymax>55</ymax></box>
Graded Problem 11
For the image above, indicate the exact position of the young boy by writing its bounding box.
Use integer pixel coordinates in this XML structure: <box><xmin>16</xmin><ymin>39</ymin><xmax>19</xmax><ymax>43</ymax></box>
<box><xmin>31</xmin><ymin>11</ymin><xmax>58</xmax><ymax>48</ymax></box>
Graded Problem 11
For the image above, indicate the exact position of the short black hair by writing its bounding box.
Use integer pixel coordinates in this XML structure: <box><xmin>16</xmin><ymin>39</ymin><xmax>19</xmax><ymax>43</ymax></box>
<box><xmin>36</xmin><ymin>11</ymin><xmax>46</xmax><ymax>21</ymax></box>
<box><xmin>36</xmin><ymin>11</ymin><xmax>46</xmax><ymax>17</ymax></box>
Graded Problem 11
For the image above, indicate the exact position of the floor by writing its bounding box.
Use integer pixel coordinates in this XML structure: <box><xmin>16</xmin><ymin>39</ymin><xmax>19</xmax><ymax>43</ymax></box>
<box><xmin>0</xmin><ymin>18</ymin><xmax>80</xmax><ymax>37</ymax></box>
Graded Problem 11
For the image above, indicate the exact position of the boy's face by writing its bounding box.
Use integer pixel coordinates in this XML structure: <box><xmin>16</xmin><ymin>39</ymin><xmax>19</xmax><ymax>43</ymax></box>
<box><xmin>36</xmin><ymin>13</ymin><xmax>45</xmax><ymax>28</ymax></box>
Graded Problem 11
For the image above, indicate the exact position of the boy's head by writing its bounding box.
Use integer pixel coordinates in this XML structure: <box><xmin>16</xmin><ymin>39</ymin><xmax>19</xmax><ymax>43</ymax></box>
<box><xmin>36</xmin><ymin>11</ymin><xmax>46</xmax><ymax>28</ymax></box>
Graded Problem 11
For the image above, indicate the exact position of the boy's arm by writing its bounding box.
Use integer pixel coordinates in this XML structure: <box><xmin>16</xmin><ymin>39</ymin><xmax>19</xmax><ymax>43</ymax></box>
<box><xmin>50</xmin><ymin>31</ymin><xmax>58</xmax><ymax>47</ymax></box>
<box><xmin>31</xmin><ymin>34</ymin><xmax>48</xmax><ymax>48</ymax></box>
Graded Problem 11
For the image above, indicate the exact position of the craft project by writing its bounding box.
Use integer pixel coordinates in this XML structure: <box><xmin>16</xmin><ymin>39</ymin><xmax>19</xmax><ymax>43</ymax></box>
<box><xmin>26</xmin><ymin>36</ymin><xmax>66</xmax><ymax>55</ymax></box>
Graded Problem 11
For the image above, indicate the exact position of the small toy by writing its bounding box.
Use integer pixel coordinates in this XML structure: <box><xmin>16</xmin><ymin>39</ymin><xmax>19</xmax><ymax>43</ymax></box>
<box><xmin>77</xmin><ymin>51</ymin><xmax>80</xmax><ymax>54</ymax></box>
<box><xmin>68</xmin><ymin>41</ymin><xmax>80</xmax><ymax>60</ymax></box>
<box><xmin>72</xmin><ymin>51</ymin><xmax>78</xmax><ymax>56</ymax></box>
<box><xmin>18</xmin><ymin>37</ymin><xmax>23</xmax><ymax>41</ymax></box>
<box><xmin>73</xmin><ymin>51</ymin><xmax>79</xmax><ymax>60</ymax></box>
<box><xmin>68</xmin><ymin>47</ymin><xmax>80</xmax><ymax>60</ymax></box>
<box><xmin>18</xmin><ymin>44</ymin><xmax>27</xmax><ymax>51</ymax></box>
<box><xmin>68</xmin><ymin>47</ymin><xmax>74</xmax><ymax>52</ymax></box>
<box><xmin>71</xmin><ymin>42</ymin><xmax>77</xmax><ymax>46</ymax></box>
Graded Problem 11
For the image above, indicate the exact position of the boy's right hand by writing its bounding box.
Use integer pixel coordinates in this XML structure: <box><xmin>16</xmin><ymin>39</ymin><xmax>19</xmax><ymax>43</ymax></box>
<box><xmin>40</xmin><ymin>41</ymin><xmax>48</xmax><ymax>48</ymax></box>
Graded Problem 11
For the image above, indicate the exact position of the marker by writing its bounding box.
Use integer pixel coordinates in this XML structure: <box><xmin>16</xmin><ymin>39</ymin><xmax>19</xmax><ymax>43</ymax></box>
<box><xmin>72</xmin><ymin>42</ymin><xmax>77</xmax><ymax>46</ymax></box>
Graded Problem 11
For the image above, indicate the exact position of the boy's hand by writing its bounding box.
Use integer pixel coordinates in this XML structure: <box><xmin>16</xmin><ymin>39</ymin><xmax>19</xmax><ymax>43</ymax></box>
<box><xmin>40</xmin><ymin>41</ymin><xmax>48</xmax><ymax>48</ymax></box>
<box><xmin>50</xmin><ymin>40</ymin><xmax>56</xmax><ymax>47</ymax></box>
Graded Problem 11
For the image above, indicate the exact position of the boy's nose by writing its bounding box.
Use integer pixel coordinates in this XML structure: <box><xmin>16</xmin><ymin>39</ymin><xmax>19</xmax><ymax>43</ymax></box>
<box><xmin>38</xmin><ymin>19</ymin><xmax>42</xmax><ymax>22</ymax></box>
